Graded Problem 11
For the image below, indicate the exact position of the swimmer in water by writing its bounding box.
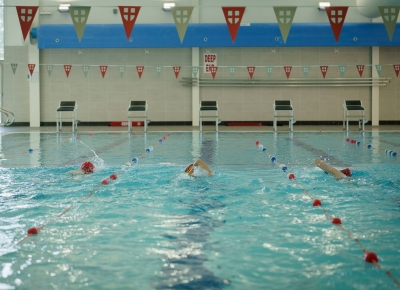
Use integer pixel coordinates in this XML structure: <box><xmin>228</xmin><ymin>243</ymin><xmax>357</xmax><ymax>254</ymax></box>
<box><xmin>69</xmin><ymin>161</ymin><xmax>95</xmax><ymax>175</ymax></box>
<box><xmin>315</xmin><ymin>159</ymin><xmax>352</xmax><ymax>180</ymax></box>
<box><xmin>184</xmin><ymin>159</ymin><xmax>214</xmax><ymax>177</ymax></box>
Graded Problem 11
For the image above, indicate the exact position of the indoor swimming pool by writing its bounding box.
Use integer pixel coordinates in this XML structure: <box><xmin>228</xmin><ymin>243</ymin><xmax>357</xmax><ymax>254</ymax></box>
<box><xmin>0</xmin><ymin>131</ymin><xmax>399</xmax><ymax>289</ymax></box>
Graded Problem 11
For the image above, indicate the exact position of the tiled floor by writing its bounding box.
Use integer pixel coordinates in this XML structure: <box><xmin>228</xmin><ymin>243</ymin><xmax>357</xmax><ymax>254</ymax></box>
<box><xmin>0</xmin><ymin>125</ymin><xmax>399</xmax><ymax>133</ymax></box>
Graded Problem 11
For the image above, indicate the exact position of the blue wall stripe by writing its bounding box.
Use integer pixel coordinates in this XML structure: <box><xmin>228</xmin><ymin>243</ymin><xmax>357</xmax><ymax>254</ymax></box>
<box><xmin>36</xmin><ymin>23</ymin><xmax>400</xmax><ymax>48</ymax></box>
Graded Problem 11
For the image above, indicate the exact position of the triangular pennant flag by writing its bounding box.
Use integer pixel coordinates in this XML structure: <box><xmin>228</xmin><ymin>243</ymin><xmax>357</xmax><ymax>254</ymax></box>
<box><xmin>302</xmin><ymin>66</ymin><xmax>310</xmax><ymax>77</ymax></box>
<box><xmin>99</xmin><ymin>66</ymin><xmax>108</xmax><ymax>78</ymax></box>
<box><xmin>229</xmin><ymin>67</ymin><xmax>235</xmax><ymax>77</ymax></box>
<box><xmin>284</xmin><ymin>66</ymin><xmax>292</xmax><ymax>79</ymax></box>
<box><xmin>171</xmin><ymin>6</ymin><xmax>194</xmax><ymax>43</ymax></box>
<box><xmin>156</xmin><ymin>67</ymin><xmax>162</xmax><ymax>78</ymax></box>
<box><xmin>173</xmin><ymin>66</ymin><xmax>181</xmax><ymax>79</ymax></box>
<box><xmin>339</xmin><ymin>65</ymin><xmax>346</xmax><ymax>78</ymax></box>
<box><xmin>210</xmin><ymin>66</ymin><xmax>218</xmax><ymax>79</ymax></box>
<box><xmin>266</xmin><ymin>67</ymin><xmax>273</xmax><ymax>78</ymax></box>
<box><xmin>325</xmin><ymin>6</ymin><xmax>348</xmax><ymax>42</ymax></box>
<box><xmin>47</xmin><ymin>65</ymin><xmax>53</xmax><ymax>77</ymax></box>
<box><xmin>320</xmin><ymin>66</ymin><xmax>328</xmax><ymax>78</ymax></box>
<box><xmin>192</xmin><ymin>67</ymin><xmax>199</xmax><ymax>78</ymax></box>
<box><xmin>119</xmin><ymin>66</ymin><xmax>125</xmax><ymax>78</ymax></box>
<box><xmin>375</xmin><ymin>65</ymin><xmax>382</xmax><ymax>77</ymax></box>
<box><xmin>69</xmin><ymin>6</ymin><xmax>91</xmax><ymax>42</ymax></box>
<box><xmin>64</xmin><ymin>65</ymin><xmax>72</xmax><ymax>77</ymax></box>
<box><xmin>247</xmin><ymin>66</ymin><xmax>255</xmax><ymax>79</ymax></box>
<box><xmin>28</xmin><ymin>64</ymin><xmax>35</xmax><ymax>76</ymax></box>
<box><xmin>356</xmin><ymin>65</ymin><xmax>365</xmax><ymax>77</ymax></box>
<box><xmin>273</xmin><ymin>7</ymin><xmax>297</xmax><ymax>43</ymax></box>
<box><xmin>11</xmin><ymin>63</ymin><xmax>18</xmax><ymax>75</ymax></box>
<box><xmin>16</xmin><ymin>6</ymin><xmax>39</xmax><ymax>41</ymax></box>
<box><xmin>136</xmin><ymin>66</ymin><xmax>144</xmax><ymax>78</ymax></box>
<box><xmin>83</xmin><ymin>66</ymin><xmax>90</xmax><ymax>77</ymax></box>
<box><xmin>393</xmin><ymin>64</ymin><xmax>400</xmax><ymax>77</ymax></box>
<box><xmin>118</xmin><ymin>6</ymin><xmax>141</xmax><ymax>39</ymax></box>
<box><xmin>378</xmin><ymin>6</ymin><xmax>400</xmax><ymax>41</ymax></box>
<box><xmin>221</xmin><ymin>7</ymin><xmax>246</xmax><ymax>43</ymax></box>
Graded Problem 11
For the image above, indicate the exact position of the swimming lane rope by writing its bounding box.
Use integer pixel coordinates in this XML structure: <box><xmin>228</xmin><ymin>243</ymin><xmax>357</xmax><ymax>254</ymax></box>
<box><xmin>255</xmin><ymin>140</ymin><xmax>400</xmax><ymax>288</ymax></box>
<box><xmin>345</xmin><ymin>138</ymin><xmax>398</xmax><ymax>157</ymax></box>
<box><xmin>17</xmin><ymin>133</ymin><xmax>171</xmax><ymax>245</ymax></box>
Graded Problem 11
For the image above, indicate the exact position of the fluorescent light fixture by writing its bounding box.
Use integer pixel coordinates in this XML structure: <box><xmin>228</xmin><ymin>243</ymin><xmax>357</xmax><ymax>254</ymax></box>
<box><xmin>318</xmin><ymin>2</ymin><xmax>330</xmax><ymax>10</ymax></box>
<box><xmin>162</xmin><ymin>3</ymin><xmax>175</xmax><ymax>11</ymax></box>
<box><xmin>58</xmin><ymin>4</ymin><xmax>70</xmax><ymax>12</ymax></box>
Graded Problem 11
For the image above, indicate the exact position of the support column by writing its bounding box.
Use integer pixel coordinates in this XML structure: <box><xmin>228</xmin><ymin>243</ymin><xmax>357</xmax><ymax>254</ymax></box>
<box><xmin>192</xmin><ymin>48</ymin><xmax>200</xmax><ymax>126</ymax></box>
<box><xmin>191</xmin><ymin>0</ymin><xmax>200</xmax><ymax>127</ymax></box>
<box><xmin>371</xmin><ymin>46</ymin><xmax>379</xmax><ymax>126</ymax></box>
<box><xmin>29</xmin><ymin>38</ymin><xmax>40</xmax><ymax>127</ymax></box>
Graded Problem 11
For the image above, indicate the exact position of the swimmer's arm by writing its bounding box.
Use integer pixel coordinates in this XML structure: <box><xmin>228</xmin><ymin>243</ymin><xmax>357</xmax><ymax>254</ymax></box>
<box><xmin>69</xmin><ymin>169</ymin><xmax>86</xmax><ymax>175</ymax></box>
<box><xmin>315</xmin><ymin>159</ymin><xmax>346</xmax><ymax>180</ymax></box>
<box><xmin>194</xmin><ymin>159</ymin><xmax>214</xmax><ymax>176</ymax></box>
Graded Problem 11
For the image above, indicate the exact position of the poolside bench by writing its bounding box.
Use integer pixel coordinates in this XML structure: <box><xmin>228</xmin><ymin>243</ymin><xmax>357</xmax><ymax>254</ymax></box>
<box><xmin>273</xmin><ymin>100</ymin><xmax>294</xmax><ymax>132</ymax></box>
<box><xmin>127</xmin><ymin>101</ymin><xmax>148</xmax><ymax>132</ymax></box>
<box><xmin>199</xmin><ymin>101</ymin><xmax>219</xmax><ymax>132</ymax></box>
<box><xmin>343</xmin><ymin>100</ymin><xmax>366</xmax><ymax>132</ymax></box>
<box><xmin>56</xmin><ymin>101</ymin><xmax>78</xmax><ymax>132</ymax></box>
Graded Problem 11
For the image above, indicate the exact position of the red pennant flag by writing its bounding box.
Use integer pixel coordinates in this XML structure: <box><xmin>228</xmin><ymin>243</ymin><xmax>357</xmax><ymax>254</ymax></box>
<box><xmin>16</xmin><ymin>6</ymin><xmax>39</xmax><ymax>41</ymax></box>
<box><xmin>325</xmin><ymin>7</ymin><xmax>348</xmax><ymax>42</ymax></box>
<box><xmin>28</xmin><ymin>64</ymin><xmax>35</xmax><ymax>76</ymax></box>
<box><xmin>100</xmin><ymin>66</ymin><xmax>108</xmax><ymax>78</ymax></box>
<box><xmin>211</xmin><ymin>66</ymin><xmax>218</xmax><ymax>79</ymax></box>
<box><xmin>284</xmin><ymin>66</ymin><xmax>292</xmax><ymax>79</ymax></box>
<box><xmin>136</xmin><ymin>66</ymin><xmax>144</xmax><ymax>78</ymax></box>
<box><xmin>173</xmin><ymin>66</ymin><xmax>181</xmax><ymax>79</ymax></box>
<box><xmin>64</xmin><ymin>65</ymin><xmax>72</xmax><ymax>78</ymax></box>
<box><xmin>247</xmin><ymin>66</ymin><xmax>255</xmax><ymax>79</ymax></box>
<box><xmin>320</xmin><ymin>66</ymin><xmax>328</xmax><ymax>78</ymax></box>
<box><xmin>222</xmin><ymin>7</ymin><xmax>246</xmax><ymax>43</ymax></box>
<box><xmin>394</xmin><ymin>64</ymin><xmax>400</xmax><ymax>77</ymax></box>
<box><xmin>118</xmin><ymin>6</ymin><xmax>141</xmax><ymax>39</ymax></box>
<box><xmin>356</xmin><ymin>65</ymin><xmax>364</xmax><ymax>77</ymax></box>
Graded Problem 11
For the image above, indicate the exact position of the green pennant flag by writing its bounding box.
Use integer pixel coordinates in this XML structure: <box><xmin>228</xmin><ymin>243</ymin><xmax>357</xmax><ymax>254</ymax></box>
<box><xmin>192</xmin><ymin>67</ymin><xmax>199</xmax><ymax>78</ymax></box>
<box><xmin>82</xmin><ymin>66</ymin><xmax>89</xmax><ymax>77</ymax></box>
<box><xmin>338</xmin><ymin>65</ymin><xmax>346</xmax><ymax>78</ymax></box>
<box><xmin>11</xmin><ymin>63</ymin><xmax>18</xmax><ymax>74</ymax></box>
<box><xmin>47</xmin><ymin>65</ymin><xmax>53</xmax><ymax>77</ymax></box>
<box><xmin>229</xmin><ymin>67</ymin><xmax>235</xmax><ymax>78</ymax></box>
<box><xmin>69</xmin><ymin>6</ymin><xmax>91</xmax><ymax>42</ymax></box>
<box><xmin>273</xmin><ymin>7</ymin><xmax>297</xmax><ymax>44</ymax></box>
<box><xmin>379</xmin><ymin>6</ymin><xmax>400</xmax><ymax>41</ymax></box>
<box><xmin>266</xmin><ymin>67</ymin><xmax>273</xmax><ymax>78</ymax></box>
<box><xmin>171</xmin><ymin>6</ymin><xmax>194</xmax><ymax>43</ymax></box>
<box><xmin>156</xmin><ymin>67</ymin><xmax>162</xmax><ymax>78</ymax></box>
<box><xmin>302</xmin><ymin>66</ymin><xmax>310</xmax><ymax>78</ymax></box>
<box><xmin>119</xmin><ymin>67</ymin><xmax>125</xmax><ymax>78</ymax></box>
<box><xmin>375</xmin><ymin>65</ymin><xmax>382</xmax><ymax>77</ymax></box>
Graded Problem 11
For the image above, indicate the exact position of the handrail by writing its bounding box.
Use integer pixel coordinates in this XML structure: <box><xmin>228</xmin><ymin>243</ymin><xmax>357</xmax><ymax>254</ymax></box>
<box><xmin>0</xmin><ymin>107</ymin><xmax>15</xmax><ymax>126</ymax></box>
<box><xmin>180</xmin><ymin>77</ymin><xmax>391</xmax><ymax>87</ymax></box>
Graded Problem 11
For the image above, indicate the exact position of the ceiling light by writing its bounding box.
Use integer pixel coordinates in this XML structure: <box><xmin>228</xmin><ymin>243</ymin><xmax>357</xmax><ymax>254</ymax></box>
<box><xmin>162</xmin><ymin>3</ymin><xmax>175</xmax><ymax>11</ymax></box>
<box><xmin>318</xmin><ymin>2</ymin><xmax>330</xmax><ymax>11</ymax></box>
<box><xmin>58</xmin><ymin>4</ymin><xmax>70</xmax><ymax>13</ymax></box>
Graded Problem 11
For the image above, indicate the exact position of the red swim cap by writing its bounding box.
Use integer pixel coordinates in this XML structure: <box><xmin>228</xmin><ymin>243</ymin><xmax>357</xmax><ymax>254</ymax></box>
<box><xmin>81</xmin><ymin>161</ymin><xmax>95</xmax><ymax>173</ymax></box>
<box><xmin>340</xmin><ymin>168</ymin><xmax>352</xmax><ymax>177</ymax></box>
<box><xmin>185</xmin><ymin>164</ymin><xmax>194</xmax><ymax>173</ymax></box>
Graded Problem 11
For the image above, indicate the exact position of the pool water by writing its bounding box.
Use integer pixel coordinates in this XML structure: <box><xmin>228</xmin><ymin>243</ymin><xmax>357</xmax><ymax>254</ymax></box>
<box><xmin>0</xmin><ymin>131</ymin><xmax>399</xmax><ymax>289</ymax></box>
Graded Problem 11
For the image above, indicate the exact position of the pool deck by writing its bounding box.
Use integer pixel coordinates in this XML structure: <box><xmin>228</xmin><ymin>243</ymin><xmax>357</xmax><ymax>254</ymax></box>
<box><xmin>0</xmin><ymin>125</ymin><xmax>400</xmax><ymax>133</ymax></box>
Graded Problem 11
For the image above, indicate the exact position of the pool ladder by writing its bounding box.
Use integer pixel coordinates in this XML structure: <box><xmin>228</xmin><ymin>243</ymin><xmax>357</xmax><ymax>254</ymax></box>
<box><xmin>0</xmin><ymin>107</ymin><xmax>15</xmax><ymax>126</ymax></box>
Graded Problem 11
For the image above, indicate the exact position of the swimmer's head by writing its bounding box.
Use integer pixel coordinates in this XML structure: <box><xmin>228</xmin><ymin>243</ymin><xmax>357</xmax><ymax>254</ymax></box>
<box><xmin>81</xmin><ymin>161</ymin><xmax>95</xmax><ymax>174</ymax></box>
<box><xmin>340</xmin><ymin>168</ymin><xmax>352</xmax><ymax>177</ymax></box>
<box><xmin>184</xmin><ymin>163</ymin><xmax>194</xmax><ymax>173</ymax></box>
